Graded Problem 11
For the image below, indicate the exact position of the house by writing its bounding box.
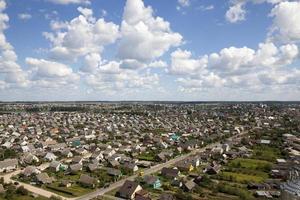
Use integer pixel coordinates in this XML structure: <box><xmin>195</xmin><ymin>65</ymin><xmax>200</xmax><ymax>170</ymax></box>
<box><xmin>103</xmin><ymin>149</ymin><xmax>116</xmax><ymax>158</ymax></box>
<box><xmin>107</xmin><ymin>168</ymin><xmax>122</xmax><ymax>179</ymax></box>
<box><xmin>109</xmin><ymin>160</ymin><xmax>120</xmax><ymax>168</ymax></box>
<box><xmin>176</xmin><ymin>161</ymin><xmax>194</xmax><ymax>172</ymax></box>
<box><xmin>116</xmin><ymin>180</ymin><xmax>142</xmax><ymax>199</ymax></box>
<box><xmin>22</xmin><ymin>166</ymin><xmax>41</xmax><ymax>177</ymax></box>
<box><xmin>135</xmin><ymin>190</ymin><xmax>151</xmax><ymax>200</ymax></box>
<box><xmin>87</xmin><ymin>163</ymin><xmax>98</xmax><ymax>172</ymax></box>
<box><xmin>161</xmin><ymin>168</ymin><xmax>180</xmax><ymax>179</ymax></box>
<box><xmin>204</xmin><ymin>164</ymin><xmax>221</xmax><ymax>174</ymax></box>
<box><xmin>22</xmin><ymin>153</ymin><xmax>39</xmax><ymax>164</ymax></box>
<box><xmin>143</xmin><ymin>175</ymin><xmax>161</xmax><ymax>189</ymax></box>
<box><xmin>49</xmin><ymin>161</ymin><xmax>62</xmax><ymax>172</ymax></box>
<box><xmin>182</xmin><ymin>180</ymin><xmax>196</xmax><ymax>192</ymax></box>
<box><xmin>36</xmin><ymin>173</ymin><xmax>53</xmax><ymax>184</ymax></box>
<box><xmin>260</xmin><ymin>139</ymin><xmax>271</xmax><ymax>145</ymax></box>
<box><xmin>123</xmin><ymin>162</ymin><xmax>138</xmax><ymax>173</ymax></box>
<box><xmin>0</xmin><ymin>158</ymin><xmax>18</xmax><ymax>172</ymax></box>
<box><xmin>0</xmin><ymin>184</ymin><xmax>4</xmax><ymax>194</ymax></box>
<box><xmin>60</xmin><ymin>180</ymin><xmax>72</xmax><ymax>188</ymax></box>
<box><xmin>90</xmin><ymin>151</ymin><xmax>103</xmax><ymax>161</ymax></box>
<box><xmin>180</xmin><ymin>140</ymin><xmax>198</xmax><ymax>150</ymax></box>
<box><xmin>171</xmin><ymin>179</ymin><xmax>183</xmax><ymax>187</ymax></box>
<box><xmin>193</xmin><ymin>176</ymin><xmax>203</xmax><ymax>185</ymax></box>
<box><xmin>44</xmin><ymin>152</ymin><xmax>57</xmax><ymax>161</ymax></box>
<box><xmin>72</xmin><ymin>156</ymin><xmax>84</xmax><ymax>164</ymax></box>
<box><xmin>61</xmin><ymin>149</ymin><xmax>73</xmax><ymax>158</ymax></box>
<box><xmin>70</xmin><ymin>163</ymin><xmax>82</xmax><ymax>173</ymax></box>
<box><xmin>78</xmin><ymin>174</ymin><xmax>96</xmax><ymax>188</ymax></box>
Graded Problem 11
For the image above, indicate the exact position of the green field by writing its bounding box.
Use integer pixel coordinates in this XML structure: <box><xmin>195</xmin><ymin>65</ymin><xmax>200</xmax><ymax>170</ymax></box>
<box><xmin>228</xmin><ymin>158</ymin><xmax>272</xmax><ymax>171</ymax></box>
<box><xmin>44</xmin><ymin>182</ymin><xmax>93</xmax><ymax>197</ymax></box>
<box><xmin>219</xmin><ymin>172</ymin><xmax>265</xmax><ymax>183</ymax></box>
<box><xmin>252</xmin><ymin>146</ymin><xmax>281</xmax><ymax>162</ymax></box>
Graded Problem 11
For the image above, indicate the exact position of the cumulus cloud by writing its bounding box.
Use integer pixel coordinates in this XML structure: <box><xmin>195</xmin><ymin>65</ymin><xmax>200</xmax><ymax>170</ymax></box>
<box><xmin>0</xmin><ymin>0</ymin><xmax>29</xmax><ymax>88</ymax></box>
<box><xmin>171</xmin><ymin>42</ymin><xmax>299</xmax><ymax>92</ymax></box>
<box><xmin>148</xmin><ymin>60</ymin><xmax>168</xmax><ymax>68</ymax></box>
<box><xmin>120</xmin><ymin>59</ymin><xmax>146</xmax><ymax>70</ymax></box>
<box><xmin>118</xmin><ymin>0</ymin><xmax>182</xmax><ymax>62</ymax></box>
<box><xmin>269</xmin><ymin>1</ymin><xmax>300</xmax><ymax>42</ymax></box>
<box><xmin>26</xmin><ymin>58</ymin><xmax>80</xmax><ymax>88</ymax></box>
<box><xmin>225</xmin><ymin>0</ymin><xmax>286</xmax><ymax>23</ymax></box>
<box><xmin>44</xmin><ymin>7</ymin><xmax>119</xmax><ymax>61</ymax></box>
<box><xmin>85</xmin><ymin>70</ymin><xmax>160</xmax><ymax>93</ymax></box>
<box><xmin>170</xmin><ymin>49</ymin><xmax>208</xmax><ymax>75</ymax></box>
<box><xmin>225</xmin><ymin>2</ymin><xmax>246</xmax><ymax>23</ymax></box>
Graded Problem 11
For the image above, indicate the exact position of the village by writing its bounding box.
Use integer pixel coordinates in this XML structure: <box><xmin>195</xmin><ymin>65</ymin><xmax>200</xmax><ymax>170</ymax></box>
<box><xmin>0</xmin><ymin>102</ymin><xmax>299</xmax><ymax>200</ymax></box>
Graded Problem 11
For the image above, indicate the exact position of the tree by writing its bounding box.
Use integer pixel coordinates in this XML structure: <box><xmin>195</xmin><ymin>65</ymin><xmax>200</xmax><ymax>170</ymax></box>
<box><xmin>16</xmin><ymin>186</ymin><xmax>28</xmax><ymax>196</ymax></box>
<box><xmin>49</xmin><ymin>195</ymin><xmax>63</xmax><ymax>200</ymax></box>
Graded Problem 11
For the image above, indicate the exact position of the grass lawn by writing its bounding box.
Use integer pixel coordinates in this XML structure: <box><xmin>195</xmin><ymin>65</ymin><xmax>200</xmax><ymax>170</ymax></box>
<box><xmin>252</xmin><ymin>146</ymin><xmax>281</xmax><ymax>162</ymax></box>
<box><xmin>44</xmin><ymin>182</ymin><xmax>93</xmax><ymax>197</ymax></box>
<box><xmin>0</xmin><ymin>195</ymin><xmax>48</xmax><ymax>200</ymax></box>
<box><xmin>219</xmin><ymin>172</ymin><xmax>265</xmax><ymax>183</ymax></box>
<box><xmin>227</xmin><ymin>158</ymin><xmax>272</xmax><ymax>171</ymax></box>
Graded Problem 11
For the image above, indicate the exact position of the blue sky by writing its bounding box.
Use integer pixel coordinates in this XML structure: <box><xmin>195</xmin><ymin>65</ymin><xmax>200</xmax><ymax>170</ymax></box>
<box><xmin>0</xmin><ymin>0</ymin><xmax>299</xmax><ymax>101</ymax></box>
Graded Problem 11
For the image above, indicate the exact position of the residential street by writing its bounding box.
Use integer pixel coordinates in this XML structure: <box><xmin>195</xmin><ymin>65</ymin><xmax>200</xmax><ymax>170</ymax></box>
<box><xmin>75</xmin><ymin>133</ymin><xmax>244</xmax><ymax>200</ymax></box>
<box><xmin>0</xmin><ymin>133</ymin><xmax>244</xmax><ymax>200</ymax></box>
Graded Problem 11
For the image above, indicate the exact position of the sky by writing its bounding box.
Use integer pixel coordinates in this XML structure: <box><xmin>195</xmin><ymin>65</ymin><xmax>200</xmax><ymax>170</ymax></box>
<box><xmin>0</xmin><ymin>0</ymin><xmax>299</xmax><ymax>101</ymax></box>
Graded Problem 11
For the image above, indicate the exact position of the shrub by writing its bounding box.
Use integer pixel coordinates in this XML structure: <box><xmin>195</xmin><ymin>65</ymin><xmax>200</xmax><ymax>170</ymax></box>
<box><xmin>16</xmin><ymin>186</ymin><xmax>29</xmax><ymax>195</ymax></box>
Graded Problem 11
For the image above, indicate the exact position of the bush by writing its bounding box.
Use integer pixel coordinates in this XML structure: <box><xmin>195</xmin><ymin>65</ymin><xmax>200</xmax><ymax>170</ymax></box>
<box><xmin>16</xmin><ymin>186</ymin><xmax>29</xmax><ymax>195</ymax></box>
<box><xmin>49</xmin><ymin>195</ymin><xmax>63</xmax><ymax>200</ymax></box>
<box><xmin>217</xmin><ymin>183</ymin><xmax>254</xmax><ymax>200</ymax></box>
<box><xmin>174</xmin><ymin>190</ymin><xmax>193</xmax><ymax>200</ymax></box>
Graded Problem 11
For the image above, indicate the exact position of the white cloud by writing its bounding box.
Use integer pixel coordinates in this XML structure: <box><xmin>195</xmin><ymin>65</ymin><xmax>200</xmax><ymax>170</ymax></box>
<box><xmin>81</xmin><ymin>53</ymin><xmax>101</xmax><ymax>73</ymax></box>
<box><xmin>25</xmin><ymin>58</ymin><xmax>80</xmax><ymax>88</ymax></box>
<box><xmin>269</xmin><ymin>1</ymin><xmax>300</xmax><ymax>42</ymax></box>
<box><xmin>120</xmin><ymin>59</ymin><xmax>146</xmax><ymax>70</ymax></box>
<box><xmin>148</xmin><ymin>60</ymin><xmax>167</xmax><ymax>68</ymax></box>
<box><xmin>18</xmin><ymin>13</ymin><xmax>32</xmax><ymax>20</ymax></box>
<box><xmin>46</xmin><ymin>0</ymin><xmax>90</xmax><ymax>5</ymax></box>
<box><xmin>178</xmin><ymin>0</ymin><xmax>190</xmax><ymax>7</ymax></box>
<box><xmin>197</xmin><ymin>5</ymin><xmax>215</xmax><ymax>11</ymax></box>
<box><xmin>225</xmin><ymin>0</ymin><xmax>286</xmax><ymax>24</ymax></box>
<box><xmin>26</xmin><ymin>58</ymin><xmax>74</xmax><ymax>78</ymax></box>
<box><xmin>172</xmin><ymin>42</ymin><xmax>299</xmax><ymax>92</ymax></box>
<box><xmin>85</xmin><ymin>70</ymin><xmax>159</xmax><ymax>93</ymax></box>
<box><xmin>170</xmin><ymin>49</ymin><xmax>208</xmax><ymax>75</ymax></box>
<box><xmin>118</xmin><ymin>0</ymin><xmax>182</xmax><ymax>62</ymax></box>
<box><xmin>44</xmin><ymin>7</ymin><xmax>119</xmax><ymax>61</ymax></box>
<box><xmin>225</xmin><ymin>2</ymin><xmax>246</xmax><ymax>23</ymax></box>
<box><xmin>0</xmin><ymin>0</ymin><xmax>29</xmax><ymax>89</ymax></box>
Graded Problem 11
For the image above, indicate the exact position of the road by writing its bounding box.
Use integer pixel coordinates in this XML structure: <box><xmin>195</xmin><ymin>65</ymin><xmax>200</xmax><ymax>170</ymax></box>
<box><xmin>0</xmin><ymin>163</ymin><xmax>74</xmax><ymax>200</ymax></box>
<box><xmin>75</xmin><ymin>132</ymin><xmax>245</xmax><ymax>200</ymax></box>
<box><xmin>1</xmin><ymin>168</ymin><xmax>74</xmax><ymax>200</ymax></box>
<box><xmin>0</xmin><ymin>132</ymin><xmax>245</xmax><ymax>200</ymax></box>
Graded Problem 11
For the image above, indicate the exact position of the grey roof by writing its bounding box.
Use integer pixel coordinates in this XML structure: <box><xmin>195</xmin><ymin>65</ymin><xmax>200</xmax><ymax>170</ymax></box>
<box><xmin>281</xmin><ymin>179</ymin><xmax>300</xmax><ymax>196</ymax></box>
<box><xmin>117</xmin><ymin>180</ymin><xmax>141</xmax><ymax>198</ymax></box>
<box><xmin>107</xmin><ymin>168</ymin><xmax>122</xmax><ymax>176</ymax></box>
<box><xmin>79</xmin><ymin>174</ymin><xmax>95</xmax><ymax>185</ymax></box>
<box><xmin>0</xmin><ymin>159</ymin><xmax>18</xmax><ymax>169</ymax></box>
<box><xmin>36</xmin><ymin>173</ymin><xmax>52</xmax><ymax>184</ymax></box>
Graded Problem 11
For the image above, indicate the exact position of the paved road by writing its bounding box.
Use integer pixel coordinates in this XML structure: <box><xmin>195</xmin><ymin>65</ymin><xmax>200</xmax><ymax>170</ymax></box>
<box><xmin>0</xmin><ymin>163</ymin><xmax>73</xmax><ymax>200</ymax></box>
<box><xmin>75</xmin><ymin>132</ymin><xmax>246</xmax><ymax>200</ymax></box>
<box><xmin>0</xmin><ymin>132</ymin><xmax>245</xmax><ymax>200</ymax></box>
<box><xmin>0</xmin><ymin>168</ymin><xmax>73</xmax><ymax>200</ymax></box>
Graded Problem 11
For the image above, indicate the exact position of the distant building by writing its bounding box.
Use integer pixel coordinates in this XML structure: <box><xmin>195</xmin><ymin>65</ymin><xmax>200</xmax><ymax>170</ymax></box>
<box><xmin>281</xmin><ymin>167</ymin><xmax>300</xmax><ymax>200</ymax></box>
